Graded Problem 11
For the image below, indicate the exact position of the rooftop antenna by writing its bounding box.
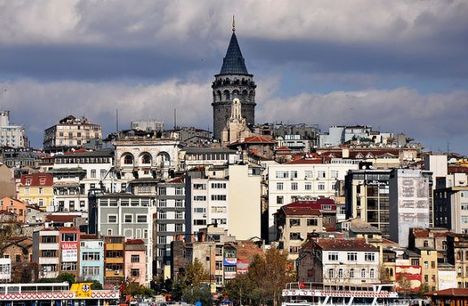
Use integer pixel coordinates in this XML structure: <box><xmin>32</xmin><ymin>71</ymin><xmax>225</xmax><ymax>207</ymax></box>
<box><xmin>232</xmin><ymin>15</ymin><xmax>235</xmax><ymax>32</ymax></box>
<box><xmin>174</xmin><ymin>108</ymin><xmax>177</xmax><ymax>130</ymax></box>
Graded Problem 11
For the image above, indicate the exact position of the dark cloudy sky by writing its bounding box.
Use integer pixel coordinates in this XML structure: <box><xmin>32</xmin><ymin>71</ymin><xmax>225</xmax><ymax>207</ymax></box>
<box><xmin>1</xmin><ymin>0</ymin><xmax>468</xmax><ymax>153</ymax></box>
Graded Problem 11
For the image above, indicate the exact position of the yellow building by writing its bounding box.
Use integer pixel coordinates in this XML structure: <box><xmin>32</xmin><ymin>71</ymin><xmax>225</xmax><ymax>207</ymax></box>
<box><xmin>420</xmin><ymin>249</ymin><xmax>438</xmax><ymax>292</ymax></box>
<box><xmin>17</xmin><ymin>173</ymin><xmax>54</xmax><ymax>211</ymax></box>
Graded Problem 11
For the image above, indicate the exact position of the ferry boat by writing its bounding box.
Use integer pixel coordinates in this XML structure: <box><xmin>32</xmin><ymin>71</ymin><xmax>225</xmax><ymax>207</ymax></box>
<box><xmin>0</xmin><ymin>282</ymin><xmax>119</xmax><ymax>306</ymax></box>
<box><xmin>282</xmin><ymin>282</ymin><xmax>410</xmax><ymax>306</ymax></box>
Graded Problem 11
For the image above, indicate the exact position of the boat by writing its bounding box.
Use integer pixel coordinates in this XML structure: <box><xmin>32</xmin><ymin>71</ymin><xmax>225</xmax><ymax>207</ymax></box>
<box><xmin>282</xmin><ymin>282</ymin><xmax>411</xmax><ymax>306</ymax></box>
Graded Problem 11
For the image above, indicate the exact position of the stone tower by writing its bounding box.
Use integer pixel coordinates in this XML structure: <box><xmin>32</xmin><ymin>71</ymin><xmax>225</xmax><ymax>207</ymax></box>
<box><xmin>212</xmin><ymin>23</ymin><xmax>256</xmax><ymax>140</ymax></box>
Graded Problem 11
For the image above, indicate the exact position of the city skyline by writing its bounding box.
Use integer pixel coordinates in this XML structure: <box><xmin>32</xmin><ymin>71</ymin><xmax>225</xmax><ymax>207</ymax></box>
<box><xmin>0</xmin><ymin>1</ymin><xmax>467</xmax><ymax>153</ymax></box>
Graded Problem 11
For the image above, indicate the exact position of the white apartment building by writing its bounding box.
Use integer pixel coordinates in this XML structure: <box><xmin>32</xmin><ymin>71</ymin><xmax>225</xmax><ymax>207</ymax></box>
<box><xmin>389</xmin><ymin>169</ymin><xmax>432</xmax><ymax>247</ymax></box>
<box><xmin>185</xmin><ymin>164</ymin><xmax>262</xmax><ymax>240</ymax></box>
<box><xmin>267</xmin><ymin>160</ymin><xmax>359</xmax><ymax>240</ymax></box>
<box><xmin>186</xmin><ymin>175</ymin><xmax>230</xmax><ymax>236</ymax></box>
<box><xmin>0</xmin><ymin>111</ymin><xmax>26</xmax><ymax>148</ymax></box>
<box><xmin>0</xmin><ymin>258</ymin><xmax>11</xmax><ymax>282</ymax></box>
<box><xmin>32</xmin><ymin>230</ymin><xmax>60</xmax><ymax>279</ymax></box>
<box><xmin>43</xmin><ymin>115</ymin><xmax>102</xmax><ymax>150</ymax></box>
<box><xmin>51</xmin><ymin>149</ymin><xmax>115</xmax><ymax>214</ymax></box>
<box><xmin>298</xmin><ymin>238</ymin><xmax>380</xmax><ymax>285</ymax></box>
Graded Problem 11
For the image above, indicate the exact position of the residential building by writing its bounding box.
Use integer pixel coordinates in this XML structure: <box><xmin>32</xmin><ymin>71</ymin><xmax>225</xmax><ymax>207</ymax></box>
<box><xmin>58</xmin><ymin>228</ymin><xmax>81</xmax><ymax>279</ymax></box>
<box><xmin>0</xmin><ymin>258</ymin><xmax>11</xmax><ymax>282</ymax></box>
<box><xmin>0</xmin><ymin>237</ymin><xmax>34</xmax><ymax>283</ymax></box>
<box><xmin>124</xmin><ymin>239</ymin><xmax>146</xmax><ymax>285</ymax></box>
<box><xmin>95</xmin><ymin>194</ymin><xmax>155</xmax><ymax>284</ymax></box>
<box><xmin>0</xmin><ymin>111</ymin><xmax>26</xmax><ymax>148</ymax></box>
<box><xmin>0</xmin><ymin>147</ymin><xmax>44</xmax><ymax>168</ymax></box>
<box><xmin>297</xmin><ymin>238</ymin><xmax>380</xmax><ymax>285</ymax></box>
<box><xmin>179</xmin><ymin>147</ymin><xmax>238</xmax><ymax>171</ymax></box>
<box><xmin>103</xmin><ymin>236</ymin><xmax>125</xmax><ymax>288</ymax></box>
<box><xmin>446</xmin><ymin>233</ymin><xmax>468</xmax><ymax>288</ymax></box>
<box><xmin>43</xmin><ymin>115</ymin><xmax>102</xmax><ymax>151</ymax></box>
<box><xmin>17</xmin><ymin>173</ymin><xmax>54</xmax><ymax>211</ymax></box>
<box><xmin>267</xmin><ymin>158</ymin><xmax>359</xmax><ymax>241</ymax></box>
<box><xmin>0</xmin><ymin>197</ymin><xmax>26</xmax><ymax>223</ymax></box>
<box><xmin>408</xmin><ymin>228</ymin><xmax>450</xmax><ymax>265</ymax></box>
<box><xmin>79</xmin><ymin>235</ymin><xmax>104</xmax><ymax>285</ymax></box>
<box><xmin>389</xmin><ymin>169</ymin><xmax>432</xmax><ymax>247</ymax></box>
<box><xmin>155</xmin><ymin>179</ymin><xmax>185</xmax><ymax>278</ymax></box>
<box><xmin>274</xmin><ymin>198</ymin><xmax>336</xmax><ymax>260</ymax></box>
<box><xmin>435</xmin><ymin>186</ymin><xmax>468</xmax><ymax>234</ymax></box>
<box><xmin>0</xmin><ymin>164</ymin><xmax>15</xmax><ymax>199</ymax></box>
<box><xmin>345</xmin><ymin>169</ymin><xmax>392</xmax><ymax>236</ymax></box>
<box><xmin>32</xmin><ymin>229</ymin><xmax>60</xmax><ymax>279</ymax></box>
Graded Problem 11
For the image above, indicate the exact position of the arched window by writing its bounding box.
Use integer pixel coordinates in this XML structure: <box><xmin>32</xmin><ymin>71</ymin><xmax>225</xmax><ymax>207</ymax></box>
<box><xmin>223</xmin><ymin>90</ymin><xmax>230</xmax><ymax>101</ymax></box>
<box><xmin>349</xmin><ymin>268</ymin><xmax>354</xmax><ymax>278</ymax></box>
<box><xmin>123</xmin><ymin>154</ymin><xmax>134</xmax><ymax>165</ymax></box>
<box><xmin>338</xmin><ymin>268</ymin><xmax>343</xmax><ymax>278</ymax></box>
<box><xmin>361</xmin><ymin>269</ymin><xmax>366</xmax><ymax>278</ymax></box>
<box><xmin>141</xmin><ymin>153</ymin><xmax>152</xmax><ymax>164</ymax></box>
<box><xmin>370</xmin><ymin>268</ymin><xmax>375</xmax><ymax>279</ymax></box>
<box><xmin>328</xmin><ymin>269</ymin><xmax>334</xmax><ymax>279</ymax></box>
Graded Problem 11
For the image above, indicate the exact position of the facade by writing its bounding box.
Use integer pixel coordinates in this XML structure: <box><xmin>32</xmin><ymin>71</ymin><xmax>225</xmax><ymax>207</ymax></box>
<box><xmin>79</xmin><ymin>235</ymin><xmax>104</xmax><ymax>285</ymax></box>
<box><xmin>0</xmin><ymin>258</ymin><xmax>11</xmax><ymax>282</ymax></box>
<box><xmin>32</xmin><ymin>229</ymin><xmax>60</xmax><ymax>279</ymax></box>
<box><xmin>179</xmin><ymin>147</ymin><xmax>238</xmax><ymax>171</ymax></box>
<box><xmin>103</xmin><ymin>236</ymin><xmax>125</xmax><ymax>288</ymax></box>
<box><xmin>434</xmin><ymin>186</ymin><xmax>468</xmax><ymax>234</ymax></box>
<box><xmin>0</xmin><ymin>111</ymin><xmax>26</xmax><ymax>148</ymax></box>
<box><xmin>0</xmin><ymin>197</ymin><xmax>26</xmax><ymax>223</ymax></box>
<box><xmin>43</xmin><ymin>115</ymin><xmax>102</xmax><ymax>150</ymax></box>
<box><xmin>212</xmin><ymin>27</ymin><xmax>256</xmax><ymax>140</ymax></box>
<box><xmin>267</xmin><ymin>159</ymin><xmax>359</xmax><ymax>240</ymax></box>
<box><xmin>274</xmin><ymin>199</ymin><xmax>336</xmax><ymax>260</ymax></box>
<box><xmin>446</xmin><ymin>233</ymin><xmax>468</xmax><ymax>288</ymax></box>
<box><xmin>17</xmin><ymin>173</ymin><xmax>54</xmax><ymax>211</ymax></box>
<box><xmin>124</xmin><ymin>239</ymin><xmax>147</xmax><ymax>285</ymax></box>
<box><xmin>155</xmin><ymin>180</ymin><xmax>185</xmax><ymax>277</ymax></box>
<box><xmin>95</xmin><ymin>194</ymin><xmax>155</xmax><ymax>284</ymax></box>
<box><xmin>345</xmin><ymin>169</ymin><xmax>392</xmax><ymax>236</ymax></box>
<box><xmin>297</xmin><ymin>238</ymin><xmax>380</xmax><ymax>285</ymax></box>
<box><xmin>389</xmin><ymin>169</ymin><xmax>432</xmax><ymax>247</ymax></box>
<box><xmin>0</xmin><ymin>164</ymin><xmax>15</xmax><ymax>199</ymax></box>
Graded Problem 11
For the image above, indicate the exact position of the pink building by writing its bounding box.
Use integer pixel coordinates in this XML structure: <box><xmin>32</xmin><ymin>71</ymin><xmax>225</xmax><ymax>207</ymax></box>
<box><xmin>124</xmin><ymin>239</ymin><xmax>146</xmax><ymax>285</ymax></box>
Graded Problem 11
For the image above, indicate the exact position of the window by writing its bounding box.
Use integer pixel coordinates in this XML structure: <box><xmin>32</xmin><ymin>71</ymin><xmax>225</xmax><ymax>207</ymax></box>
<box><xmin>131</xmin><ymin>255</ymin><xmax>140</xmax><ymax>263</ymax></box>
<box><xmin>194</xmin><ymin>219</ymin><xmax>206</xmax><ymax>226</ymax></box>
<box><xmin>107</xmin><ymin>215</ymin><xmax>117</xmax><ymax>223</ymax></box>
<box><xmin>328</xmin><ymin>252</ymin><xmax>338</xmax><ymax>261</ymax></box>
<box><xmin>131</xmin><ymin>269</ymin><xmax>140</xmax><ymax>277</ymax></box>
<box><xmin>291</xmin><ymin>171</ymin><xmax>298</xmax><ymax>178</ymax></box>
<box><xmin>137</xmin><ymin>215</ymin><xmax>147</xmax><ymax>223</ymax></box>
<box><xmin>61</xmin><ymin>262</ymin><xmax>77</xmax><ymax>271</ymax></box>
<box><xmin>370</xmin><ymin>268</ymin><xmax>375</xmax><ymax>279</ymax></box>
<box><xmin>215</xmin><ymin>261</ymin><xmax>223</xmax><ymax>269</ymax></box>
<box><xmin>330</xmin><ymin>170</ymin><xmax>338</xmax><ymax>178</ymax></box>
<box><xmin>193</xmin><ymin>184</ymin><xmax>206</xmax><ymax>190</ymax></box>
<box><xmin>82</xmin><ymin>266</ymin><xmax>100</xmax><ymax>276</ymax></box>
<box><xmin>328</xmin><ymin>269</ymin><xmax>334</xmax><ymax>279</ymax></box>
<box><xmin>211</xmin><ymin>183</ymin><xmax>226</xmax><ymax>189</ymax></box>
<box><xmin>307</xmin><ymin>218</ymin><xmax>318</xmax><ymax>226</ymax></box>
<box><xmin>194</xmin><ymin>207</ymin><xmax>206</xmax><ymax>213</ymax></box>
<box><xmin>305</xmin><ymin>170</ymin><xmax>313</xmax><ymax>179</ymax></box>
<box><xmin>124</xmin><ymin>214</ymin><xmax>133</xmax><ymax>223</ymax></box>
<box><xmin>277</xmin><ymin>182</ymin><xmax>284</xmax><ymax>191</ymax></box>
<box><xmin>305</xmin><ymin>183</ymin><xmax>312</xmax><ymax>190</ymax></box>
<box><xmin>289</xmin><ymin>219</ymin><xmax>300</xmax><ymax>227</ymax></box>
<box><xmin>348</xmin><ymin>252</ymin><xmax>357</xmax><ymax>261</ymax></box>
<box><xmin>175</xmin><ymin>224</ymin><xmax>183</xmax><ymax>232</ymax></box>
<box><xmin>225</xmin><ymin>266</ymin><xmax>236</xmax><ymax>272</ymax></box>
<box><xmin>159</xmin><ymin>187</ymin><xmax>166</xmax><ymax>195</ymax></box>
<box><xmin>194</xmin><ymin>196</ymin><xmax>206</xmax><ymax>201</ymax></box>
<box><xmin>349</xmin><ymin>268</ymin><xmax>354</xmax><ymax>278</ymax></box>
<box><xmin>318</xmin><ymin>183</ymin><xmax>325</xmax><ymax>190</ymax></box>
<box><xmin>42</xmin><ymin>236</ymin><xmax>57</xmax><ymax>243</ymax></box>
<box><xmin>318</xmin><ymin>170</ymin><xmax>326</xmax><ymax>178</ymax></box>
<box><xmin>141</xmin><ymin>153</ymin><xmax>151</xmax><ymax>164</ymax></box>
<box><xmin>211</xmin><ymin>194</ymin><xmax>227</xmax><ymax>201</ymax></box>
<box><xmin>61</xmin><ymin>233</ymin><xmax>76</xmax><ymax>241</ymax></box>
<box><xmin>176</xmin><ymin>212</ymin><xmax>184</xmax><ymax>219</ymax></box>
<box><xmin>159</xmin><ymin>199</ymin><xmax>166</xmax><ymax>208</ymax></box>
<box><xmin>276</xmin><ymin>171</ymin><xmax>289</xmax><ymax>179</ymax></box>
<box><xmin>175</xmin><ymin>199</ymin><xmax>184</xmax><ymax>207</ymax></box>
<box><xmin>90</xmin><ymin>169</ymin><xmax>96</xmax><ymax>178</ymax></box>
<box><xmin>277</xmin><ymin>196</ymin><xmax>284</xmax><ymax>205</ymax></box>
<box><xmin>123</xmin><ymin>154</ymin><xmax>134</xmax><ymax>165</ymax></box>
<box><xmin>82</xmin><ymin>252</ymin><xmax>100</xmax><ymax>261</ymax></box>
<box><xmin>291</xmin><ymin>182</ymin><xmax>298</xmax><ymax>190</ymax></box>
<box><xmin>175</xmin><ymin>187</ymin><xmax>184</xmax><ymax>195</ymax></box>
<box><xmin>338</xmin><ymin>268</ymin><xmax>343</xmax><ymax>278</ymax></box>
<box><xmin>289</xmin><ymin>232</ymin><xmax>301</xmax><ymax>240</ymax></box>
<box><xmin>361</xmin><ymin>269</ymin><xmax>366</xmax><ymax>278</ymax></box>
<box><xmin>365</xmin><ymin>253</ymin><xmax>375</xmax><ymax>262</ymax></box>
<box><xmin>158</xmin><ymin>212</ymin><xmax>166</xmax><ymax>220</ymax></box>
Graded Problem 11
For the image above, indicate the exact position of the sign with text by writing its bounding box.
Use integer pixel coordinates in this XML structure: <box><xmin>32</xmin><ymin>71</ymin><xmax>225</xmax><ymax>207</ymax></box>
<box><xmin>61</xmin><ymin>241</ymin><xmax>78</xmax><ymax>262</ymax></box>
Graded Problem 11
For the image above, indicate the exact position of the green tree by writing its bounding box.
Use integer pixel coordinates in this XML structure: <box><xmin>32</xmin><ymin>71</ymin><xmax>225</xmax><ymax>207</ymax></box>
<box><xmin>185</xmin><ymin>258</ymin><xmax>210</xmax><ymax>286</ymax></box>
<box><xmin>90</xmin><ymin>280</ymin><xmax>103</xmax><ymax>290</ymax></box>
<box><xmin>182</xmin><ymin>284</ymin><xmax>212</xmax><ymax>305</ymax></box>
<box><xmin>57</xmin><ymin>272</ymin><xmax>76</xmax><ymax>285</ymax></box>
<box><xmin>124</xmin><ymin>282</ymin><xmax>154</xmax><ymax>297</ymax></box>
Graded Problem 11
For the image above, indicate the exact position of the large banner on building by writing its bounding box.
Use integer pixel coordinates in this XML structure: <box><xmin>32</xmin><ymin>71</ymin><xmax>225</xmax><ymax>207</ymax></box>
<box><xmin>61</xmin><ymin>241</ymin><xmax>78</xmax><ymax>262</ymax></box>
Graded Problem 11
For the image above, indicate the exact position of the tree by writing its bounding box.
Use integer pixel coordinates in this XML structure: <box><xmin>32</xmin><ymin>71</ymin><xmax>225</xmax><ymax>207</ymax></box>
<box><xmin>90</xmin><ymin>280</ymin><xmax>103</xmax><ymax>290</ymax></box>
<box><xmin>57</xmin><ymin>272</ymin><xmax>76</xmax><ymax>285</ymax></box>
<box><xmin>185</xmin><ymin>258</ymin><xmax>210</xmax><ymax>286</ymax></box>
<box><xmin>124</xmin><ymin>282</ymin><xmax>154</xmax><ymax>297</ymax></box>
<box><xmin>181</xmin><ymin>284</ymin><xmax>212</xmax><ymax>305</ymax></box>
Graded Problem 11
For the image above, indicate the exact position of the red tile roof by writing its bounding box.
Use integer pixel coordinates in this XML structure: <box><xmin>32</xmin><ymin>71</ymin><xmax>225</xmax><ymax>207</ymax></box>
<box><xmin>20</xmin><ymin>173</ymin><xmax>53</xmax><ymax>187</ymax></box>
<box><xmin>45</xmin><ymin>214</ymin><xmax>78</xmax><ymax>223</ymax></box>
<box><xmin>126</xmin><ymin>239</ymin><xmax>145</xmax><ymax>245</ymax></box>
<box><xmin>280</xmin><ymin>199</ymin><xmax>336</xmax><ymax>216</ymax></box>
<box><xmin>448</xmin><ymin>166</ymin><xmax>468</xmax><ymax>174</ymax></box>
<box><xmin>430</xmin><ymin>288</ymin><xmax>468</xmax><ymax>297</ymax></box>
<box><xmin>313</xmin><ymin>238</ymin><xmax>377</xmax><ymax>251</ymax></box>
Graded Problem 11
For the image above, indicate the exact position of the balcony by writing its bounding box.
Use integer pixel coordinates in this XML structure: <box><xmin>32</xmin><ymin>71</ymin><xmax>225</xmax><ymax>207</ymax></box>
<box><xmin>106</xmin><ymin>257</ymin><xmax>124</xmax><ymax>264</ymax></box>
<box><xmin>106</xmin><ymin>243</ymin><xmax>124</xmax><ymax>251</ymax></box>
<box><xmin>39</xmin><ymin>243</ymin><xmax>60</xmax><ymax>250</ymax></box>
<box><xmin>39</xmin><ymin>257</ymin><xmax>59</xmax><ymax>265</ymax></box>
<box><xmin>105</xmin><ymin>270</ymin><xmax>124</xmax><ymax>278</ymax></box>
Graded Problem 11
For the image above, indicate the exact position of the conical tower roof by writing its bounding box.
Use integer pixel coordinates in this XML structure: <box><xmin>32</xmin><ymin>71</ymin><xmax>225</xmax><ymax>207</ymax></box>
<box><xmin>219</xmin><ymin>32</ymin><xmax>249</xmax><ymax>75</ymax></box>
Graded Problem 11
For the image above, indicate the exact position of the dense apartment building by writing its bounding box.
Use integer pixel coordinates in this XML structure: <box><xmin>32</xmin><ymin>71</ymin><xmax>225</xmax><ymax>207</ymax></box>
<box><xmin>43</xmin><ymin>115</ymin><xmax>102</xmax><ymax>151</ymax></box>
<box><xmin>389</xmin><ymin>169</ymin><xmax>433</xmax><ymax>248</ymax></box>
<box><xmin>345</xmin><ymin>169</ymin><xmax>392</xmax><ymax>236</ymax></box>
<box><xmin>79</xmin><ymin>235</ymin><xmax>104</xmax><ymax>285</ymax></box>
<box><xmin>446</xmin><ymin>233</ymin><xmax>468</xmax><ymax>288</ymax></box>
<box><xmin>0</xmin><ymin>111</ymin><xmax>26</xmax><ymax>148</ymax></box>
<box><xmin>298</xmin><ymin>238</ymin><xmax>380</xmax><ymax>285</ymax></box>
<box><xmin>155</xmin><ymin>179</ymin><xmax>185</xmax><ymax>277</ymax></box>
<box><xmin>274</xmin><ymin>198</ymin><xmax>336</xmax><ymax>260</ymax></box>
<box><xmin>17</xmin><ymin>173</ymin><xmax>54</xmax><ymax>211</ymax></box>
<box><xmin>103</xmin><ymin>236</ymin><xmax>125</xmax><ymax>288</ymax></box>
<box><xmin>94</xmin><ymin>194</ymin><xmax>155</xmax><ymax>284</ymax></box>
<box><xmin>124</xmin><ymin>239</ymin><xmax>147</xmax><ymax>285</ymax></box>
<box><xmin>267</xmin><ymin>158</ymin><xmax>359</xmax><ymax>240</ymax></box>
<box><xmin>435</xmin><ymin>185</ymin><xmax>468</xmax><ymax>234</ymax></box>
<box><xmin>0</xmin><ymin>197</ymin><xmax>26</xmax><ymax>223</ymax></box>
